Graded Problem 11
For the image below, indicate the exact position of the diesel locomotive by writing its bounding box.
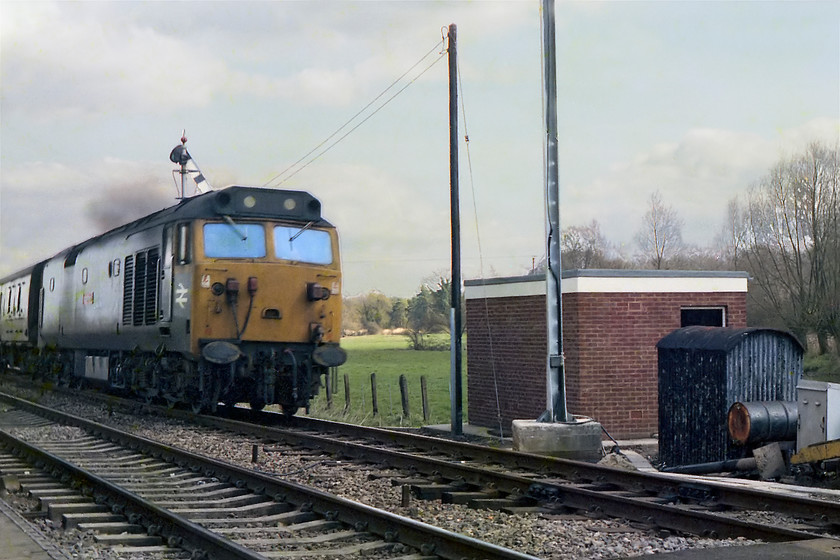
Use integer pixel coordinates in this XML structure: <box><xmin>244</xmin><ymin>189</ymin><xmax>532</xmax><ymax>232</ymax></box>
<box><xmin>0</xmin><ymin>179</ymin><xmax>346</xmax><ymax>415</ymax></box>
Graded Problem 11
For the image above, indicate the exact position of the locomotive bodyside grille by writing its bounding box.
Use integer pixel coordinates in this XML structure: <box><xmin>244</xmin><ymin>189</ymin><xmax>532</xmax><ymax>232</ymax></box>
<box><xmin>143</xmin><ymin>248</ymin><xmax>159</xmax><ymax>325</ymax></box>
<box><xmin>122</xmin><ymin>255</ymin><xmax>134</xmax><ymax>326</ymax></box>
<box><xmin>123</xmin><ymin>248</ymin><xmax>160</xmax><ymax>327</ymax></box>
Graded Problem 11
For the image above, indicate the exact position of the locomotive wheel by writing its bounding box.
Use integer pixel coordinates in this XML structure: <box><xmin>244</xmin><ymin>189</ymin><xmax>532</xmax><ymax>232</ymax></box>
<box><xmin>281</xmin><ymin>405</ymin><xmax>298</xmax><ymax>417</ymax></box>
<box><xmin>250</xmin><ymin>400</ymin><xmax>265</xmax><ymax>412</ymax></box>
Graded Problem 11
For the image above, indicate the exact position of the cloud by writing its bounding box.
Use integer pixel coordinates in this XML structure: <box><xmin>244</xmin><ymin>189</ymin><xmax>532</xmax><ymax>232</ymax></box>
<box><xmin>1</xmin><ymin>1</ymin><xmax>538</xmax><ymax>122</ymax></box>
<box><xmin>1</xmin><ymin>4</ymin><xmax>228</xmax><ymax>120</ymax></box>
<box><xmin>562</xmin><ymin>119</ymin><xmax>840</xmax><ymax>249</ymax></box>
<box><xmin>0</xmin><ymin>158</ymin><xmax>176</xmax><ymax>277</ymax></box>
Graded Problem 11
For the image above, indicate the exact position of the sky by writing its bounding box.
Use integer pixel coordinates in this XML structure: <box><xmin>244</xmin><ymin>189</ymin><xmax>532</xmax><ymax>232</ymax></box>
<box><xmin>1</xmin><ymin>1</ymin><xmax>838</xmax><ymax>297</ymax></box>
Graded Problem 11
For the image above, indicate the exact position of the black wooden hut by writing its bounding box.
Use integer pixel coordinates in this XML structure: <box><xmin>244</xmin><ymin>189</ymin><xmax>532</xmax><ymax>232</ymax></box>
<box><xmin>657</xmin><ymin>326</ymin><xmax>803</xmax><ymax>467</ymax></box>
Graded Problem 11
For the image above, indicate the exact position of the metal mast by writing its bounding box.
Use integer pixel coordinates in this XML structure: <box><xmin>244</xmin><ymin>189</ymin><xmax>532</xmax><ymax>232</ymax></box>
<box><xmin>542</xmin><ymin>0</ymin><xmax>571</xmax><ymax>423</ymax></box>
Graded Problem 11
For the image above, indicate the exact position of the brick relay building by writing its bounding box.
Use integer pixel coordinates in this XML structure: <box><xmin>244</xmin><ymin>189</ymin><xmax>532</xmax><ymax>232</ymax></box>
<box><xmin>464</xmin><ymin>270</ymin><xmax>748</xmax><ymax>439</ymax></box>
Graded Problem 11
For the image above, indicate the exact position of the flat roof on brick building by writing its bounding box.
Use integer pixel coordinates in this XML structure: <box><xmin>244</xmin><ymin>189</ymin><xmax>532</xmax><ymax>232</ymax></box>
<box><xmin>465</xmin><ymin>269</ymin><xmax>749</xmax><ymax>298</ymax></box>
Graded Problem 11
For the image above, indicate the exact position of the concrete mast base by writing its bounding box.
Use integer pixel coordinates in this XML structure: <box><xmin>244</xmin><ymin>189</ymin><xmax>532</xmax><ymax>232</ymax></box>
<box><xmin>512</xmin><ymin>417</ymin><xmax>603</xmax><ymax>461</ymax></box>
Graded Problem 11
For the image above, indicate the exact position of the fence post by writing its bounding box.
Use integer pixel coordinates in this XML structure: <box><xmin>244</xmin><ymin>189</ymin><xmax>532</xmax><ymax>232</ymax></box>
<box><xmin>399</xmin><ymin>374</ymin><xmax>410</xmax><ymax>418</ymax></box>
<box><xmin>370</xmin><ymin>372</ymin><xmax>378</xmax><ymax>416</ymax></box>
<box><xmin>343</xmin><ymin>373</ymin><xmax>351</xmax><ymax>414</ymax></box>
<box><xmin>325</xmin><ymin>367</ymin><xmax>333</xmax><ymax>409</ymax></box>
<box><xmin>421</xmin><ymin>375</ymin><xmax>429</xmax><ymax>422</ymax></box>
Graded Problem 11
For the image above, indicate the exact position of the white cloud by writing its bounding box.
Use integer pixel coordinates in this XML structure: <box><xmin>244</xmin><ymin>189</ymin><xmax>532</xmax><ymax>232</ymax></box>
<box><xmin>1</xmin><ymin>1</ymin><xmax>538</xmax><ymax>122</ymax></box>
<box><xmin>562</xmin><ymin>119</ymin><xmax>840</xmax><ymax>249</ymax></box>
<box><xmin>2</xmin><ymin>1</ymin><xmax>837</xmax><ymax>296</ymax></box>
<box><xmin>0</xmin><ymin>158</ymin><xmax>176</xmax><ymax>277</ymax></box>
<box><xmin>1</xmin><ymin>4</ymin><xmax>228</xmax><ymax>119</ymax></box>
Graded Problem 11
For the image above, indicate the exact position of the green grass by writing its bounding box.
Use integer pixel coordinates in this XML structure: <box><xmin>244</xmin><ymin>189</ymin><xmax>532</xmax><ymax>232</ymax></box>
<box><xmin>803</xmin><ymin>352</ymin><xmax>840</xmax><ymax>383</ymax></box>
<box><xmin>307</xmin><ymin>334</ymin><xmax>465</xmax><ymax>428</ymax></box>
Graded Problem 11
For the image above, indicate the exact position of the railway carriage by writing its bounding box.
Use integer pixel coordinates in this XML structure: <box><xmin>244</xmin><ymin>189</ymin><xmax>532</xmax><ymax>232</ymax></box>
<box><xmin>0</xmin><ymin>185</ymin><xmax>346</xmax><ymax>414</ymax></box>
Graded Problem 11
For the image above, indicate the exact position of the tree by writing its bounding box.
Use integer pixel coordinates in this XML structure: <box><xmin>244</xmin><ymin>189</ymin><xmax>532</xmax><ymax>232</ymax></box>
<box><xmin>561</xmin><ymin>220</ymin><xmax>609</xmax><ymax>269</ymax></box>
<box><xmin>526</xmin><ymin>219</ymin><xmax>628</xmax><ymax>275</ymax></box>
<box><xmin>389</xmin><ymin>298</ymin><xmax>408</xmax><ymax>330</ymax></box>
<box><xmin>404</xmin><ymin>276</ymin><xmax>455</xmax><ymax>350</ymax></box>
<box><xmin>341</xmin><ymin>292</ymin><xmax>394</xmax><ymax>334</ymax></box>
<box><xmin>714</xmin><ymin>197</ymin><xmax>749</xmax><ymax>268</ymax></box>
<box><xmin>359</xmin><ymin>291</ymin><xmax>393</xmax><ymax>333</ymax></box>
<box><xmin>739</xmin><ymin>142</ymin><xmax>840</xmax><ymax>353</ymax></box>
<box><xmin>635</xmin><ymin>190</ymin><xmax>684</xmax><ymax>269</ymax></box>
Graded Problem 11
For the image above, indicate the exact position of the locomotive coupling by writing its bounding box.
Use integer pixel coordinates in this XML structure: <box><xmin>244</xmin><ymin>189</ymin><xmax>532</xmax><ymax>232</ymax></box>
<box><xmin>310</xmin><ymin>322</ymin><xmax>325</xmax><ymax>343</ymax></box>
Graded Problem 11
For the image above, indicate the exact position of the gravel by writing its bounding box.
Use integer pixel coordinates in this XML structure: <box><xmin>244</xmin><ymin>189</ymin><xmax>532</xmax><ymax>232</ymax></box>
<box><xmin>0</xmin><ymin>387</ymin><xmax>764</xmax><ymax>559</ymax></box>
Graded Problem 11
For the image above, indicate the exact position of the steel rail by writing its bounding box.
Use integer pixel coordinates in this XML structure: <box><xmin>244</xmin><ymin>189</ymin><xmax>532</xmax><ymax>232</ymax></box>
<box><xmin>181</xmin><ymin>406</ymin><xmax>840</xmax><ymax>539</ymax></box>
<box><xmin>189</xmin><ymin>410</ymin><xmax>828</xmax><ymax>541</ymax></box>
<box><xmin>0</xmin><ymin>391</ymin><xmax>539</xmax><ymax>560</ymax></box>
<box><xmin>281</xmin><ymin>413</ymin><xmax>840</xmax><ymax>526</ymax></box>
<box><xmin>0</xmin><ymin>427</ymin><xmax>267</xmax><ymax>560</ymax></box>
<box><xmin>9</xmin><ymin>382</ymin><xmax>840</xmax><ymax>541</ymax></box>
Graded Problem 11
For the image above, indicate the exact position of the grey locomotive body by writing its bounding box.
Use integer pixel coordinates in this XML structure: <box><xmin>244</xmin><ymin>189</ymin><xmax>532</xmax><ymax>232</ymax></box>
<box><xmin>1</xmin><ymin>185</ymin><xmax>346</xmax><ymax>414</ymax></box>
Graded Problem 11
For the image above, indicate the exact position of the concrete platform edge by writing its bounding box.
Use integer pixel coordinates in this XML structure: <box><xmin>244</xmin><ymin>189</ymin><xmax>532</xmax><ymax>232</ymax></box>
<box><xmin>0</xmin><ymin>497</ymin><xmax>71</xmax><ymax>560</ymax></box>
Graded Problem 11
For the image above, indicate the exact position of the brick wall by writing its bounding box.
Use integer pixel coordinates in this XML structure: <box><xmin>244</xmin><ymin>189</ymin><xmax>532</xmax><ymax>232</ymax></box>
<box><xmin>466</xmin><ymin>287</ymin><xmax>747</xmax><ymax>439</ymax></box>
<box><xmin>466</xmin><ymin>295</ymin><xmax>547</xmax><ymax>429</ymax></box>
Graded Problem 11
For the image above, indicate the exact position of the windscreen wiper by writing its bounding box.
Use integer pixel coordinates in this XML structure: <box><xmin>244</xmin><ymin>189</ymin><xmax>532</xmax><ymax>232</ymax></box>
<box><xmin>223</xmin><ymin>215</ymin><xmax>248</xmax><ymax>241</ymax></box>
<box><xmin>289</xmin><ymin>221</ymin><xmax>315</xmax><ymax>243</ymax></box>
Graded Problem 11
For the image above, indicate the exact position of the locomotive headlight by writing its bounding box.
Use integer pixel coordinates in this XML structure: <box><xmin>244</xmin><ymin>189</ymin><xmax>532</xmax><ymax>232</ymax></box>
<box><xmin>243</xmin><ymin>195</ymin><xmax>256</xmax><ymax>208</ymax></box>
<box><xmin>283</xmin><ymin>197</ymin><xmax>297</xmax><ymax>211</ymax></box>
<box><xmin>306</xmin><ymin>282</ymin><xmax>330</xmax><ymax>301</ymax></box>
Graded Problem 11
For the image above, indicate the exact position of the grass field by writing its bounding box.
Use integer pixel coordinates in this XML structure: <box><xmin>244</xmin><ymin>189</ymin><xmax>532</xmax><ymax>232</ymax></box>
<box><xmin>305</xmin><ymin>335</ymin><xmax>840</xmax><ymax>427</ymax></box>
<box><xmin>307</xmin><ymin>334</ymin><xmax>463</xmax><ymax>428</ymax></box>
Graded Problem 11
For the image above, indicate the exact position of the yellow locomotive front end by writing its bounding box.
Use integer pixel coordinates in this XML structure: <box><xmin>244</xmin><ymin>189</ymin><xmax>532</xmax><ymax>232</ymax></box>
<box><xmin>182</xmin><ymin>188</ymin><xmax>346</xmax><ymax>414</ymax></box>
<box><xmin>193</xmin><ymin>219</ymin><xmax>342</xmax><ymax>349</ymax></box>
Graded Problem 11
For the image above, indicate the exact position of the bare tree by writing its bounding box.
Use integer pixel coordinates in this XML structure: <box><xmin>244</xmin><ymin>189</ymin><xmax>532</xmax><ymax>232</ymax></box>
<box><xmin>715</xmin><ymin>197</ymin><xmax>749</xmax><ymax>268</ymax></box>
<box><xmin>635</xmin><ymin>190</ymin><xmax>684</xmax><ymax>269</ymax></box>
<box><xmin>561</xmin><ymin>220</ymin><xmax>609</xmax><ymax>269</ymax></box>
<box><xmin>741</xmin><ymin>142</ymin><xmax>840</xmax><ymax>353</ymax></box>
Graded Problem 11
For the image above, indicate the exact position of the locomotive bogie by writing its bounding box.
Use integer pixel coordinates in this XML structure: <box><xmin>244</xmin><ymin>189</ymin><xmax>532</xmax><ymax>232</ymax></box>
<box><xmin>0</xmin><ymin>185</ymin><xmax>346</xmax><ymax>414</ymax></box>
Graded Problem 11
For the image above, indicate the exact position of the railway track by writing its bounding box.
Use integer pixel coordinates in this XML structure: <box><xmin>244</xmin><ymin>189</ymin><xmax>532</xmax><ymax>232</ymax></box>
<box><xmin>0</xmin><ymin>392</ymin><xmax>538</xmax><ymax>560</ymax></box>
<box><xmin>181</xmin><ymin>402</ymin><xmax>840</xmax><ymax>542</ymax></box>
<box><xmin>4</xmin><ymin>379</ymin><xmax>840</xmax><ymax>553</ymax></box>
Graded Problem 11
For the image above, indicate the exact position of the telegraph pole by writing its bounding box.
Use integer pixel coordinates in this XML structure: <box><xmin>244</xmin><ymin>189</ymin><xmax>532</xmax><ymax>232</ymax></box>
<box><xmin>447</xmin><ymin>23</ymin><xmax>463</xmax><ymax>435</ymax></box>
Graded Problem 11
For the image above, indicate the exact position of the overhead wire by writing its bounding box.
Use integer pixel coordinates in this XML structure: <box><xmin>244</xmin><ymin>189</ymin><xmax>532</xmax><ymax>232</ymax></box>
<box><xmin>456</xmin><ymin>57</ymin><xmax>505</xmax><ymax>445</ymax></box>
<box><xmin>263</xmin><ymin>40</ymin><xmax>446</xmax><ymax>188</ymax></box>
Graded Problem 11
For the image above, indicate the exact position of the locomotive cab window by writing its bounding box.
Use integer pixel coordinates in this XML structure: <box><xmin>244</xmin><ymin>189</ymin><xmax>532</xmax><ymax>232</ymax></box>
<box><xmin>273</xmin><ymin>226</ymin><xmax>332</xmax><ymax>265</ymax></box>
<box><xmin>203</xmin><ymin>223</ymin><xmax>266</xmax><ymax>258</ymax></box>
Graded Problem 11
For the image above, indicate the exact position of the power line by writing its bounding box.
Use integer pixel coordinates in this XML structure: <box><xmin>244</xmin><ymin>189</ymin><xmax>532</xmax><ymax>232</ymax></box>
<box><xmin>264</xmin><ymin>40</ymin><xmax>446</xmax><ymax>188</ymax></box>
